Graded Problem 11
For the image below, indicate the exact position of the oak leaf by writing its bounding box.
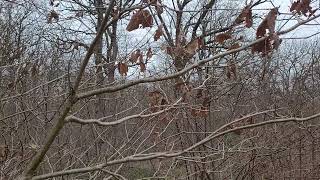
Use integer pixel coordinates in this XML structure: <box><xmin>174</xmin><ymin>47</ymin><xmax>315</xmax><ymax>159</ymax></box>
<box><xmin>129</xmin><ymin>49</ymin><xmax>142</xmax><ymax>63</ymax></box>
<box><xmin>139</xmin><ymin>62</ymin><xmax>146</xmax><ymax>72</ymax></box>
<box><xmin>290</xmin><ymin>0</ymin><xmax>314</xmax><ymax>16</ymax></box>
<box><xmin>154</xmin><ymin>25</ymin><xmax>164</xmax><ymax>41</ymax></box>
<box><xmin>216</xmin><ymin>33</ymin><xmax>232</xmax><ymax>44</ymax></box>
<box><xmin>234</xmin><ymin>6</ymin><xmax>253</xmax><ymax>28</ymax></box>
<box><xmin>251</xmin><ymin>38</ymin><xmax>272</xmax><ymax>56</ymax></box>
<box><xmin>118</xmin><ymin>63</ymin><xmax>128</xmax><ymax>76</ymax></box>
<box><xmin>126</xmin><ymin>9</ymin><xmax>153</xmax><ymax>32</ymax></box>
<box><xmin>256</xmin><ymin>8</ymin><xmax>278</xmax><ymax>38</ymax></box>
<box><xmin>185</xmin><ymin>37</ymin><xmax>202</xmax><ymax>55</ymax></box>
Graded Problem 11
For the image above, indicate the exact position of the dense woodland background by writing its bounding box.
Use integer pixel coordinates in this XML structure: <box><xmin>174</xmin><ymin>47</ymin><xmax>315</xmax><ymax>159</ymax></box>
<box><xmin>2</xmin><ymin>0</ymin><xmax>320</xmax><ymax>179</ymax></box>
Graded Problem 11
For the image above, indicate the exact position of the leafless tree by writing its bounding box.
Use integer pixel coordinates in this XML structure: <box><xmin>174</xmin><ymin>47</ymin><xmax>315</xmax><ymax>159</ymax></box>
<box><xmin>1</xmin><ymin>0</ymin><xmax>320</xmax><ymax>179</ymax></box>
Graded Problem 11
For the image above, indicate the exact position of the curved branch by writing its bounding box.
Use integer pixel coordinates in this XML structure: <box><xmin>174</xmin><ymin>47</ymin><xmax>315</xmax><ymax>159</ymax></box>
<box><xmin>31</xmin><ymin>110</ymin><xmax>320</xmax><ymax>179</ymax></box>
<box><xmin>66</xmin><ymin>97</ymin><xmax>183</xmax><ymax>126</ymax></box>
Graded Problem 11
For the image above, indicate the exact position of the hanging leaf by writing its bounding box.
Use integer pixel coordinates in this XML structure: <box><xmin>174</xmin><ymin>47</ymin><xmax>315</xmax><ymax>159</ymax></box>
<box><xmin>139</xmin><ymin>51</ymin><xmax>143</xmax><ymax>63</ymax></box>
<box><xmin>256</xmin><ymin>8</ymin><xmax>278</xmax><ymax>38</ymax></box>
<box><xmin>234</xmin><ymin>6</ymin><xmax>253</xmax><ymax>28</ymax></box>
<box><xmin>118</xmin><ymin>63</ymin><xmax>128</xmax><ymax>76</ymax></box>
<box><xmin>253</xmin><ymin>8</ymin><xmax>281</xmax><ymax>56</ymax></box>
<box><xmin>126</xmin><ymin>11</ymin><xmax>140</xmax><ymax>31</ymax></box>
<box><xmin>126</xmin><ymin>9</ymin><xmax>153</xmax><ymax>32</ymax></box>
<box><xmin>129</xmin><ymin>49</ymin><xmax>142</xmax><ymax>63</ymax></box>
<box><xmin>271</xmin><ymin>34</ymin><xmax>282</xmax><ymax>50</ymax></box>
<box><xmin>252</xmin><ymin>38</ymin><xmax>272</xmax><ymax>56</ymax></box>
<box><xmin>146</xmin><ymin>48</ymin><xmax>153</xmax><ymax>59</ymax></box>
<box><xmin>185</xmin><ymin>37</ymin><xmax>202</xmax><ymax>55</ymax></box>
<box><xmin>154</xmin><ymin>25</ymin><xmax>164</xmax><ymax>41</ymax></box>
<box><xmin>215</xmin><ymin>33</ymin><xmax>232</xmax><ymax>44</ymax></box>
<box><xmin>139</xmin><ymin>62</ymin><xmax>146</xmax><ymax>72</ymax></box>
<box><xmin>141</xmin><ymin>9</ymin><xmax>153</xmax><ymax>28</ymax></box>
<box><xmin>143</xmin><ymin>0</ymin><xmax>163</xmax><ymax>14</ymax></box>
<box><xmin>290</xmin><ymin>0</ymin><xmax>314</xmax><ymax>16</ymax></box>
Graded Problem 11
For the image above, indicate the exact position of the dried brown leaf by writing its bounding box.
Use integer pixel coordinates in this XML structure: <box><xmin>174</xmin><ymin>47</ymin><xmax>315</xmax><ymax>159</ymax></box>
<box><xmin>126</xmin><ymin>9</ymin><xmax>153</xmax><ymax>32</ymax></box>
<box><xmin>139</xmin><ymin>52</ymin><xmax>143</xmax><ymax>63</ymax></box>
<box><xmin>256</xmin><ymin>8</ymin><xmax>278</xmax><ymax>38</ymax></box>
<box><xmin>216</xmin><ymin>33</ymin><xmax>232</xmax><ymax>44</ymax></box>
<box><xmin>129</xmin><ymin>49</ymin><xmax>141</xmax><ymax>63</ymax></box>
<box><xmin>234</xmin><ymin>6</ymin><xmax>252</xmax><ymax>28</ymax></box>
<box><xmin>154</xmin><ymin>25</ymin><xmax>164</xmax><ymax>41</ymax></box>
<box><xmin>185</xmin><ymin>37</ymin><xmax>201</xmax><ymax>55</ymax></box>
<box><xmin>146</xmin><ymin>48</ymin><xmax>153</xmax><ymax>59</ymax></box>
<box><xmin>290</xmin><ymin>0</ymin><xmax>313</xmax><ymax>16</ymax></box>
<box><xmin>126</xmin><ymin>11</ymin><xmax>140</xmax><ymax>31</ymax></box>
<box><xmin>118</xmin><ymin>62</ymin><xmax>128</xmax><ymax>76</ymax></box>
<box><xmin>141</xmin><ymin>9</ymin><xmax>153</xmax><ymax>28</ymax></box>
<box><xmin>251</xmin><ymin>38</ymin><xmax>272</xmax><ymax>56</ymax></box>
<box><xmin>139</xmin><ymin>62</ymin><xmax>146</xmax><ymax>72</ymax></box>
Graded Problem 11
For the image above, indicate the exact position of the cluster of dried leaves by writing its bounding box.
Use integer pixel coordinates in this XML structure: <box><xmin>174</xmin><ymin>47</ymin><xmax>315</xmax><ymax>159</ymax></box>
<box><xmin>154</xmin><ymin>25</ymin><xmax>164</xmax><ymax>41</ymax></box>
<box><xmin>164</xmin><ymin>37</ymin><xmax>203</xmax><ymax>60</ymax></box>
<box><xmin>126</xmin><ymin>9</ymin><xmax>153</xmax><ymax>31</ymax></box>
<box><xmin>173</xmin><ymin>81</ymin><xmax>210</xmax><ymax>118</ymax></box>
<box><xmin>118</xmin><ymin>48</ymin><xmax>153</xmax><ymax>76</ymax></box>
<box><xmin>252</xmin><ymin>8</ymin><xmax>280</xmax><ymax>57</ymax></box>
<box><xmin>290</xmin><ymin>0</ymin><xmax>317</xmax><ymax>16</ymax></box>
<box><xmin>234</xmin><ymin>5</ymin><xmax>253</xmax><ymax>28</ymax></box>
<box><xmin>117</xmin><ymin>0</ymin><xmax>317</xmax><ymax>87</ymax></box>
<box><xmin>118</xmin><ymin>63</ymin><xmax>128</xmax><ymax>76</ymax></box>
<box><xmin>213</xmin><ymin>5</ymin><xmax>254</xmax><ymax>45</ymax></box>
<box><xmin>216</xmin><ymin>5</ymin><xmax>281</xmax><ymax>57</ymax></box>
